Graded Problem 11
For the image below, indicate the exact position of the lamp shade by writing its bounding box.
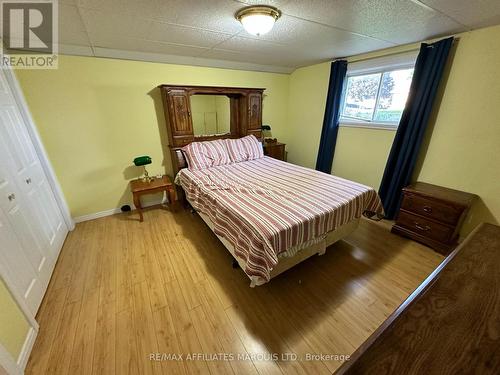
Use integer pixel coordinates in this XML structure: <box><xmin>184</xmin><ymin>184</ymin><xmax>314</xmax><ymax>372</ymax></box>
<box><xmin>133</xmin><ymin>156</ymin><xmax>152</xmax><ymax>166</ymax></box>
<box><xmin>236</xmin><ymin>6</ymin><xmax>281</xmax><ymax>36</ymax></box>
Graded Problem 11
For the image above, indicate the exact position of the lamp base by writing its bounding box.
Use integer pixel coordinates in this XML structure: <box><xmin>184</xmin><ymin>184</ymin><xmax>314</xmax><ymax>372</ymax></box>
<box><xmin>141</xmin><ymin>168</ymin><xmax>154</xmax><ymax>183</ymax></box>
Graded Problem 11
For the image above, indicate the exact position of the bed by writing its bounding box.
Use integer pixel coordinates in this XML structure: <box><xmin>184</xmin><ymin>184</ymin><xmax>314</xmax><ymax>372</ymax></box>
<box><xmin>175</xmin><ymin>152</ymin><xmax>383</xmax><ymax>287</ymax></box>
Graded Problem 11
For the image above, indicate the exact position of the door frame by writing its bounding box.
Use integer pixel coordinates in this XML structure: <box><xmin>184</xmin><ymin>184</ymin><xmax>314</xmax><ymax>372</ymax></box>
<box><xmin>1</xmin><ymin>67</ymin><xmax>74</xmax><ymax>231</ymax></box>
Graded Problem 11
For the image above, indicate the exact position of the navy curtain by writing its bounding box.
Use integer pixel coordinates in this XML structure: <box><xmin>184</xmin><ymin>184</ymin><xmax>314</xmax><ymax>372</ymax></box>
<box><xmin>315</xmin><ymin>60</ymin><xmax>348</xmax><ymax>173</ymax></box>
<box><xmin>379</xmin><ymin>37</ymin><xmax>454</xmax><ymax>218</ymax></box>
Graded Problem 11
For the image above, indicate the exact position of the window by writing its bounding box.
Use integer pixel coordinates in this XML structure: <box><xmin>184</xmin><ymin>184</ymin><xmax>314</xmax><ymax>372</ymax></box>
<box><xmin>340</xmin><ymin>61</ymin><xmax>415</xmax><ymax>129</ymax></box>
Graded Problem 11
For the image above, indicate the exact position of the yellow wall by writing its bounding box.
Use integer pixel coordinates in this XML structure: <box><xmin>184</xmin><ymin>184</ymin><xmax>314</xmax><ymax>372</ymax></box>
<box><xmin>287</xmin><ymin>25</ymin><xmax>500</xmax><ymax>236</ymax></box>
<box><xmin>16</xmin><ymin>56</ymin><xmax>289</xmax><ymax>217</ymax></box>
<box><xmin>283</xmin><ymin>62</ymin><xmax>330</xmax><ymax>168</ymax></box>
<box><xmin>332</xmin><ymin>127</ymin><xmax>396</xmax><ymax>190</ymax></box>
<box><xmin>0</xmin><ymin>279</ymin><xmax>30</xmax><ymax>359</ymax></box>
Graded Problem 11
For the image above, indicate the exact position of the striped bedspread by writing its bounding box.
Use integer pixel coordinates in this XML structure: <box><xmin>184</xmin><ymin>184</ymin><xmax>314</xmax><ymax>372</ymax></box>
<box><xmin>176</xmin><ymin>157</ymin><xmax>383</xmax><ymax>284</ymax></box>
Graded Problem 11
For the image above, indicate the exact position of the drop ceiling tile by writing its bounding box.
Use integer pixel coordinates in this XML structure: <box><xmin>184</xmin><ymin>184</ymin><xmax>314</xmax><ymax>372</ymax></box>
<box><xmin>60</xmin><ymin>4</ymin><xmax>86</xmax><ymax>32</ymax></box>
<box><xmin>420</xmin><ymin>0</ymin><xmax>500</xmax><ymax>28</ymax></box>
<box><xmin>154</xmin><ymin>0</ymin><xmax>244</xmax><ymax>34</ymax></box>
<box><xmin>80</xmin><ymin>8</ymin><xmax>152</xmax><ymax>41</ymax></box>
<box><xmin>371</xmin><ymin>14</ymin><xmax>465</xmax><ymax>44</ymax></box>
<box><xmin>60</xmin><ymin>29</ymin><xmax>91</xmax><ymax>46</ymax></box>
<box><xmin>131</xmin><ymin>39</ymin><xmax>209</xmax><ymax>57</ymax></box>
<box><xmin>59</xmin><ymin>4</ymin><xmax>90</xmax><ymax>45</ymax></box>
<box><xmin>215</xmin><ymin>35</ymin><xmax>287</xmax><ymax>54</ymax></box>
<box><xmin>77</xmin><ymin>0</ymin><xmax>161</xmax><ymax>19</ymax></box>
<box><xmin>241</xmin><ymin>14</ymin><xmax>393</xmax><ymax>49</ymax></box>
<box><xmin>147</xmin><ymin>21</ymin><xmax>233</xmax><ymax>48</ymax></box>
<box><xmin>86</xmin><ymin>33</ymin><xmax>208</xmax><ymax>57</ymax></box>
<box><xmin>201</xmin><ymin>47</ymin><xmax>299</xmax><ymax>67</ymax></box>
<box><xmin>234</xmin><ymin>15</ymin><xmax>394</xmax><ymax>59</ymax></box>
<box><xmin>276</xmin><ymin>0</ymin><xmax>460</xmax><ymax>37</ymax></box>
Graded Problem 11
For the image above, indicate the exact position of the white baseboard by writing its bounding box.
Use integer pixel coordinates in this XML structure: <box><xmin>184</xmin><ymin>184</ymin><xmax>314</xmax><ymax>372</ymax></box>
<box><xmin>17</xmin><ymin>327</ymin><xmax>37</xmax><ymax>371</ymax></box>
<box><xmin>73</xmin><ymin>207</ymin><xmax>122</xmax><ymax>223</ymax></box>
<box><xmin>73</xmin><ymin>198</ymin><xmax>167</xmax><ymax>223</ymax></box>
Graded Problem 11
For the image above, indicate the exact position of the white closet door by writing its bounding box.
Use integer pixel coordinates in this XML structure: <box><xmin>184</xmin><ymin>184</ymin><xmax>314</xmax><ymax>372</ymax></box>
<box><xmin>0</xmin><ymin>69</ymin><xmax>68</xmax><ymax>314</ymax></box>
<box><xmin>0</xmin><ymin>164</ymin><xmax>48</xmax><ymax>314</ymax></box>
<box><xmin>0</xmin><ymin>69</ymin><xmax>67</xmax><ymax>259</ymax></box>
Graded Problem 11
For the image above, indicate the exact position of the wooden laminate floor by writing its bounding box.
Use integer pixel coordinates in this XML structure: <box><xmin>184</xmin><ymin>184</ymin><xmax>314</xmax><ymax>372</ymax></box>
<box><xmin>26</xmin><ymin>207</ymin><xmax>443</xmax><ymax>375</ymax></box>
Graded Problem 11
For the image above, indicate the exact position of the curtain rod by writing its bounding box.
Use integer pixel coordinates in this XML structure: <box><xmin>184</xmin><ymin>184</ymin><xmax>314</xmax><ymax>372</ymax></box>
<box><xmin>339</xmin><ymin>36</ymin><xmax>460</xmax><ymax>64</ymax></box>
<box><xmin>344</xmin><ymin>47</ymin><xmax>420</xmax><ymax>64</ymax></box>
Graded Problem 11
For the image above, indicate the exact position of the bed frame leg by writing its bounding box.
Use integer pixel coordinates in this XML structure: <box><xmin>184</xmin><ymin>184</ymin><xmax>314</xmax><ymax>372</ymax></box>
<box><xmin>232</xmin><ymin>258</ymin><xmax>239</xmax><ymax>269</ymax></box>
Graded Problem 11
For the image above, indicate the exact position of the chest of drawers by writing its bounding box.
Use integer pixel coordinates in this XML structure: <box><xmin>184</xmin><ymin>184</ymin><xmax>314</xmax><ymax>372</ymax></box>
<box><xmin>263</xmin><ymin>141</ymin><xmax>286</xmax><ymax>161</ymax></box>
<box><xmin>392</xmin><ymin>182</ymin><xmax>476</xmax><ymax>254</ymax></box>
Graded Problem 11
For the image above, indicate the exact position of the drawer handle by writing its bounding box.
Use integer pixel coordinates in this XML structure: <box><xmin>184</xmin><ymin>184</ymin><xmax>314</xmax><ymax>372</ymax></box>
<box><xmin>26</xmin><ymin>178</ymin><xmax>32</xmax><ymax>184</ymax></box>
<box><xmin>422</xmin><ymin>205</ymin><xmax>432</xmax><ymax>213</ymax></box>
<box><xmin>8</xmin><ymin>193</ymin><xmax>15</xmax><ymax>201</ymax></box>
<box><xmin>414</xmin><ymin>222</ymin><xmax>430</xmax><ymax>231</ymax></box>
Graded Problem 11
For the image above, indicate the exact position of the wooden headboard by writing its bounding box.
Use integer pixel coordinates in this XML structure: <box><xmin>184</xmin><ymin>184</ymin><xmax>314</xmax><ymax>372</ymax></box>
<box><xmin>158</xmin><ymin>84</ymin><xmax>265</xmax><ymax>175</ymax></box>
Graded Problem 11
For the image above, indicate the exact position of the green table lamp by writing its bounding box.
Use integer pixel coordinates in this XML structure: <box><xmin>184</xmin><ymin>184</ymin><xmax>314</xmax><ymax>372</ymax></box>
<box><xmin>133</xmin><ymin>155</ymin><xmax>152</xmax><ymax>182</ymax></box>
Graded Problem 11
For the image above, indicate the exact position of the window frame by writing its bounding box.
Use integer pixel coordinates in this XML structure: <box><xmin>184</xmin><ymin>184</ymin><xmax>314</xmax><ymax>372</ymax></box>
<box><xmin>339</xmin><ymin>52</ymin><xmax>417</xmax><ymax>131</ymax></box>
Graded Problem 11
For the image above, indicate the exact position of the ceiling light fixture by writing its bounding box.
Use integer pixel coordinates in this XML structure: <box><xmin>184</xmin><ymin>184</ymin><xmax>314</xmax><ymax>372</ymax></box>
<box><xmin>236</xmin><ymin>5</ymin><xmax>281</xmax><ymax>36</ymax></box>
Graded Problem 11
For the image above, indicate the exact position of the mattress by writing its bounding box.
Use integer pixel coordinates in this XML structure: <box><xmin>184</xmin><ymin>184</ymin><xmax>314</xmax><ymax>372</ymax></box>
<box><xmin>175</xmin><ymin>156</ymin><xmax>383</xmax><ymax>283</ymax></box>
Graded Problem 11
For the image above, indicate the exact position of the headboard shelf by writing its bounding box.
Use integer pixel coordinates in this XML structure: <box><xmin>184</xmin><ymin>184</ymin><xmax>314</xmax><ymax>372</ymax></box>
<box><xmin>158</xmin><ymin>84</ymin><xmax>265</xmax><ymax>95</ymax></box>
<box><xmin>158</xmin><ymin>84</ymin><xmax>265</xmax><ymax>175</ymax></box>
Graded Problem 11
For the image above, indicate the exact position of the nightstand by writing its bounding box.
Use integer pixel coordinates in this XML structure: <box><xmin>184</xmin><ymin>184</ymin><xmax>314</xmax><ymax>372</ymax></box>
<box><xmin>392</xmin><ymin>182</ymin><xmax>477</xmax><ymax>254</ymax></box>
<box><xmin>263</xmin><ymin>141</ymin><xmax>286</xmax><ymax>161</ymax></box>
<box><xmin>130</xmin><ymin>175</ymin><xmax>176</xmax><ymax>222</ymax></box>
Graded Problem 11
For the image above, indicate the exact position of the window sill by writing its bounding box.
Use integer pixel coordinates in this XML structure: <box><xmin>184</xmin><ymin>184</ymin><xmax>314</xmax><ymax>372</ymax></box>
<box><xmin>339</xmin><ymin>121</ymin><xmax>398</xmax><ymax>131</ymax></box>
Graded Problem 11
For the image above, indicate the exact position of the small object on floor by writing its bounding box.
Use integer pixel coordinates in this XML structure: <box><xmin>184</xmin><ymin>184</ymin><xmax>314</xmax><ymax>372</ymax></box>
<box><xmin>130</xmin><ymin>175</ymin><xmax>177</xmax><ymax>222</ymax></box>
<box><xmin>121</xmin><ymin>205</ymin><xmax>131</xmax><ymax>212</ymax></box>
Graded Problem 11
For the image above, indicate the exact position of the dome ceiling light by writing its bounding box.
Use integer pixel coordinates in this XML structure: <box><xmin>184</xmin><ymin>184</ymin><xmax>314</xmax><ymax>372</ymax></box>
<box><xmin>235</xmin><ymin>5</ymin><xmax>281</xmax><ymax>36</ymax></box>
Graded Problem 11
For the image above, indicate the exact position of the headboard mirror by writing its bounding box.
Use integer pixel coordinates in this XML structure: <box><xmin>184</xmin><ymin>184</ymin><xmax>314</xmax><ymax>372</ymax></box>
<box><xmin>158</xmin><ymin>84</ymin><xmax>265</xmax><ymax>175</ymax></box>
<box><xmin>190</xmin><ymin>95</ymin><xmax>230</xmax><ymax>136</ymax></box>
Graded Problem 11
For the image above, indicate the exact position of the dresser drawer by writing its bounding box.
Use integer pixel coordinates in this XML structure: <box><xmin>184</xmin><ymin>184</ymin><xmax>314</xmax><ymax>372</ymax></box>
<box><xmin>264</xmin><ymin>144</ymin><xmax>285</xmax><ymax>161</ymax></box>
<box><xmin>401</xmin><ymin>193</ymin><xmax>462</xmax><ymax>225</ymax></box>
<box><xmin>396</xmin><ymin>210</ymin><xmax>454</xmax><ymax>243</ymax></box>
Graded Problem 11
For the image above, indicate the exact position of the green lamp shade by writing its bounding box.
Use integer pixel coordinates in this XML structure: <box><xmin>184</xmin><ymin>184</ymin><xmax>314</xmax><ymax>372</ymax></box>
<box><xmin>133</xmin><ymin>156</ymin><xmax>152</xmax><ymax>166</ymax></box>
